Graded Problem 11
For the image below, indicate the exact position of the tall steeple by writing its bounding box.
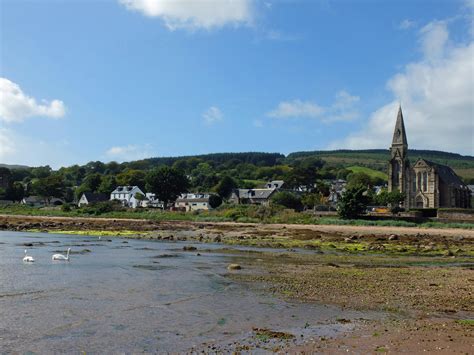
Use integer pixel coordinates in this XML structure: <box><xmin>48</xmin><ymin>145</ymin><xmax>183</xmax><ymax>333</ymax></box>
<box><xmin>388</xmin><ymin>105</ymin><xmax>411</xmax><ymax>208</ymax></box>
<box><xmin>391</xmin><ymin>105</ymin><xmax>408</xmax><ymax>148</ymax></box>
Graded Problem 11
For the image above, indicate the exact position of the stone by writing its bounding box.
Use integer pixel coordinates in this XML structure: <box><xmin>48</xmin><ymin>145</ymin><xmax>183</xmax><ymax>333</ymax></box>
<box><xmin>388</xmin><ymin>234</ymin><xmax>398</xmax><ymax>241</ymax></box>
<box><xmin>183</xmin><ymin>246</ymin><xmax>197</xmax><ymax>251</ymax></box>
<box><xmin>227</xmin><ymin>263</ymin><xmax>242</xmax><ymax>270</ymax></box>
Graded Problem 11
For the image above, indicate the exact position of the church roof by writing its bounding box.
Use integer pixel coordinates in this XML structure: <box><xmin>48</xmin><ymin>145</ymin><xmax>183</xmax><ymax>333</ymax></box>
<box><xmin>391</xmin><ymin>106</ymin><xmax>408</xmax><ymax>146</ymax></box>
<box><xmin>417</xmin><ymin>159</ymin><xmax>467</xmax><ymax>187</ymax></box>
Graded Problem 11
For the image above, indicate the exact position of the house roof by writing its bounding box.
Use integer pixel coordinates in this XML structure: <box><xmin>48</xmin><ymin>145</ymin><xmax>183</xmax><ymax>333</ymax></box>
<box><xmin>417</xmin><ymin>159</ymin><xmax>467</xmax><ymax>187</ymax></box>
<box><xmin>82</xmin><ymin>192</ymin><xmax>108</xmax><ymax>203</ymax></box>
<box><xmin>235</xmin><ymin>188</ymin><xmax>275</xmax><ymax>199</ymax></box>
<box><xmin>111</xmin><ymin>186</ymin><xmax>143</xmax><ymax>194</ymax></box>
<box><xmin>266</xmin><ymin>180</ymin><xmax>285</xmax><ymax>188</ymax></box>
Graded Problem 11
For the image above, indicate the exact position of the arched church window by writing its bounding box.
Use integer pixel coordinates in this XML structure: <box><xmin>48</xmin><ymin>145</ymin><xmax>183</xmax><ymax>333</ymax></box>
<box><xmin>422</xmin><ymin>172</ymin><xmax>428</xmax><ymax>192</ymax></box>
<box><xmin>417</xmin><ymin>172</ymin><xmax>421</xmax><ymax>191</ymax></box>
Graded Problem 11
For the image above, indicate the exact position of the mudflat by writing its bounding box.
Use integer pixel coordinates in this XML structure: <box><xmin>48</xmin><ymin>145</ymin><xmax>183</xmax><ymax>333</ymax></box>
<box><xmin>1</xmin><ymin>214</ymin><xmax>473</xmax><ymax>353</ymax></box>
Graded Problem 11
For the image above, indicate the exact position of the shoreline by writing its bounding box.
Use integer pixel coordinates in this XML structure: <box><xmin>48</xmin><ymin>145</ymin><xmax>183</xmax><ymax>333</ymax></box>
<box><xmin>1</xmin><ymin>214</ymin><xmax>473</xmax><ymax>352</ymax></box>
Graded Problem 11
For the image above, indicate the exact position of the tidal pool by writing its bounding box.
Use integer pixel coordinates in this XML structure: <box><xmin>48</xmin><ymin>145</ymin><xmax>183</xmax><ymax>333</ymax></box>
<box><xmin>0</xmin><ymin>231</ymin><xmax>383</xmax><ymax>353</ymax></box>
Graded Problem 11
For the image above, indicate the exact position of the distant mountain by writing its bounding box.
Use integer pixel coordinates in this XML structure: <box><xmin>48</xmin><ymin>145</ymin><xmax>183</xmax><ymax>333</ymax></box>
<box><xmin>0</xmin><ymin>163</ymin><xmax>30</xmax><ymax>170</ymax></box>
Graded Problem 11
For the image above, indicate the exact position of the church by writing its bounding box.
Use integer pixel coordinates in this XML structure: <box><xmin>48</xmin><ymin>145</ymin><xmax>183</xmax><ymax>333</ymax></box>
<box><xmin>388</xmin><ymin>107</ymin><xmax>471</xmax><ymax>209</ymax></box>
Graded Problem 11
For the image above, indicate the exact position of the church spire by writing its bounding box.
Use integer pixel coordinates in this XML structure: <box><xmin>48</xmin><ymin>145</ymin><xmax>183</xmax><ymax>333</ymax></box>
<box><xmin>391</xmin><ymin>105</ymin><xmax>408</xmax><ymax>147</ymax></box>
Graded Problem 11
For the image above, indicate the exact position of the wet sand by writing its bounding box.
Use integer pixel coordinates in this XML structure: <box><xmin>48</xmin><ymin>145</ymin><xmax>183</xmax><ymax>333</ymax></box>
<box><xmin>1</xmin><ymin>214</ymin><xmax>473</xmax><ymax>353</ymax></box>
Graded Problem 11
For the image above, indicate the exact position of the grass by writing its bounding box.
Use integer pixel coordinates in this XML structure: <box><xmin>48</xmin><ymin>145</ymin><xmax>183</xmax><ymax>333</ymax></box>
<box><xmin>456</xmin><ymin>319</ymin><xmax>474</xmax><ymax>326</ymax></box>
<box><xmin>1</xmin><ymin>204</ymin><xmax>473</xmax><ymax>230</ymax></box>
<box><xmin>347</xmin><ymin>166</ymin><xmax>388</xmax><ymax>181</ymax></box>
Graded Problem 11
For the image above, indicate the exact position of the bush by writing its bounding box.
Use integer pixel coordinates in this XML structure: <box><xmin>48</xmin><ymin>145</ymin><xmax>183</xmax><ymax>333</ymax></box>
<box><xmin>61</xmin><ymin>203</ymin><xmax>72</xmax><ymax>212</ymax></box>
<box><xmin>80</xmin><ymin>200</ymin><xmax>125</xmax><ymax>215</ymax></box>
<box><xmin>337</xmin><ymin>185</ymin><xmax>370</xmax><ymax>219</ymax></box>
<box><xmin>271</xmin><ymin>191</ymin><xmax>303</xmax><ymax>211</ymax></box>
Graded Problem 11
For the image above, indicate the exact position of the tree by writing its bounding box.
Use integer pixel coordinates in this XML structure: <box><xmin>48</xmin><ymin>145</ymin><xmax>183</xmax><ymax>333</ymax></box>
<box><xmin>346</xmin><ymin>172</ymin><xmax>373</xmax><ymax>189</ymax></box>
<box><xmin>116</xmin><ymin>170</ymin><xmax>146</xmax><ymax>190</ymax></box>
<box><xmin>337</xmin><ymin>185</ymin><xmax>370</xmax><ymax>219</ymax></box>
<box><xmin>271</xmin><ymin>191</ymin><xmax>303</xmax><ymax>211</ymax></box>
<box><xmin>209</xmin><ymin>194</ymin><xmax>223</xmax><ymax>209</ymax></box>
<box><xmin>31</xmin><ymin>175</ymin><xmax>65</xmax><ymax>204</ymax></box>
<box><xmin>134</xmin><ymin>192</ymin><xmax>146</xmax><ymax>207</ymax></box>
<box><xmin>301</xmin><ymin>192</ymin><xmax>324</xmax><ymax>209</ymax></box>
<box><xmin>97</xmin><ymin>175</ymin><xmax>117</xmax><ymax>194</ymax></box>
<box><xmin>284</xmin><ymin>165</ymin><xmax>319</xmax><ymax>192</ymax></box>
<box><xmin>214</xmin><ymin>175</ymin><xmax>237</xmax><ymax>199</ymax></box>
<box><xmin>145</xmin><ymin>166</ymin><xmax>189</xmax><ymax>208</ymax></box>
<box><xmin>7</xmin><ymin>182</ymin><xmax>25</xmax><ymax>202</ymax></box>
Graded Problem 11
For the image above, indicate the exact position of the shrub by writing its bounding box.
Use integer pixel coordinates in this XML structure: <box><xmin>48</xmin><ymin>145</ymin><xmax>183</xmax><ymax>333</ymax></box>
<box><xmin>271</xmin><ymin>191</ymin><xmax>303</xmax><ymax>211</ymax></box>
<box><xmin>337</xmin><ymin>185</ymin><xmax>370</xmax><ymax>219</ymax></box>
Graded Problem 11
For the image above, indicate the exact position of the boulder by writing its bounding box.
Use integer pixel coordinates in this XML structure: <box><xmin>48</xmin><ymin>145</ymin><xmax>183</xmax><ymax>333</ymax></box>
<box><xmin>227</xmin><ymin>263</ymin><xmax>242</xmax><ymax>270</ymax></box>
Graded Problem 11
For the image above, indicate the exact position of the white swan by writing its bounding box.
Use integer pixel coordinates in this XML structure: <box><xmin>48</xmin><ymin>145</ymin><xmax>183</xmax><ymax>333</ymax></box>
<box><xmin>23</xmin><ymin>249</ymin><xmax>35</xmax><ymax>263</ymax></box>
<box><xmin>52</xmin><ymin>248</ymin><xmax>71</xmax><ymax>261</ymax></box>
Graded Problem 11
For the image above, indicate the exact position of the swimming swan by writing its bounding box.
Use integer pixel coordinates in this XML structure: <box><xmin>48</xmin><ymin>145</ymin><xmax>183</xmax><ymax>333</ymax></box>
<box><xmin>23</xmin><ymin>249</ymin><xmax>35</xmax><ymax>262</ymax></box>
<box><xmin>52</xmin><ymin>248</ymin><xmax>71</xmax><ymax>261</ymax></box>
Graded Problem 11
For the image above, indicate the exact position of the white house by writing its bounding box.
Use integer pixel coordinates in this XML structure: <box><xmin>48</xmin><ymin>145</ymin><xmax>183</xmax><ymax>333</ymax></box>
<box><xmin>174</xmin><ymin>193</ymin><xmax>212</xmax><ymax>211</ymax></box>
<box><xmin>110</xmin><ymin>186</ymin><xmax>145</xmax><ymax>208</ymax></box>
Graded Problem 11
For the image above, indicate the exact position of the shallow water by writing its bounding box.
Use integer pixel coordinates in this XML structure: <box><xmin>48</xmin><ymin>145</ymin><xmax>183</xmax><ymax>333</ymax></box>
<box><xmin>0</xmin><ymin>231</ymin><xmax>383</xmax><ymax>352</ymax></box>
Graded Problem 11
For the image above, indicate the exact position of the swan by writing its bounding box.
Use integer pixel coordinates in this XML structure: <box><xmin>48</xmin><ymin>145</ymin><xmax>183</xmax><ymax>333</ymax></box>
<box><xmin>23</xmin><ymin>249</ymin><xmax>35</xmax><ymax>262</ymax></box>
<box><xmin>52</xmin><ymin>248</ymin><xmax>71</xmax><ymax>261</ymax></box>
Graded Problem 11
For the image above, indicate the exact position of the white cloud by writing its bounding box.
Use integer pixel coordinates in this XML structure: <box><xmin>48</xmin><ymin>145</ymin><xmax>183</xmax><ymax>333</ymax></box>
<box><xmin>105</xmin><ymin>144</ymin><xmax>153</xmax><ymax>161</ymax></box>
<box><xmin>330</xmin><ymin>20</ymin><xmax>474</xmax><ymax>155</ymax></box>
<box><xmin>0</xmin><ymin>78</ymin><xmax>66</xmax><ymax>123</ymax></box>
<box><xmin>267</xmin><ymin>99</ymin><xmax>325</xmax><ymax>119</ymax></box>
<box><xmin>119</xmin><ymin>0</ymin><xmax>254</xmax><ymax>31</ymax></box>
<box><xmin>202</xmin><ymin>106</ymin><xmax>223</xmax><ymax>124</ymax></box>
<box><xmin>267</xmin><ymin>91</ymin><xmax>360</xmax><ymax>123</ymax></box>
<box><xmin>399</xmin><ymin>19</ymin><xmax>416</xmax><ymax>30</ymax></box>
<box><xmin>419</xmin><ymin>20</ymin><xmax>449</xmax><ymax>60</ymax></box>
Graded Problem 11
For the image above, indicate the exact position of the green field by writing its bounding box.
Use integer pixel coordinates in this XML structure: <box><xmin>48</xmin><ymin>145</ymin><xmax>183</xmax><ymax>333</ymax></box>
<box><xmin>347</xmin><ymin>166</ymin><xmax>388</xmax><ymax>181</ymax></box>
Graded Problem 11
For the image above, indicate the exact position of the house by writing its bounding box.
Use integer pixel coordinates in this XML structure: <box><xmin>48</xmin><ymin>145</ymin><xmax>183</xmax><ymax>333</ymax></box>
<box><xmin>229</xmin><ymin>188</ymin><xmax>276</xmax><ymax>205</ymax></box>
<box><xmin>265</xmin><ymin>180</ymin><xmax>285</xmax><ymax>189</ymax></box>
<box><xmin>77</xmin><ymin>192</ymin><xmax>108</xmax><ymax>207</ymax></box>
<box><xmin>21</xmin><ymin>196</ymin><xmax>64</xmax><ymax>207</ymax></box>
<box><xmin>110</xmin><ymin>186</ymin><xmax>145</xmax><ymax>208</ymax></box>
<box><xmin>142</xmin><ymin>193</ymin><xmax>164</xmax><ymax>209</ymax></box>
<box><xmin>327</xmin><ymin>179</ymin><xmax>346</xmax><ymax>205</ymax></box>
<box><xmin>174</xmin><ymin>193</ymin><xmax>212</xmax><ymax>211</ymax></box>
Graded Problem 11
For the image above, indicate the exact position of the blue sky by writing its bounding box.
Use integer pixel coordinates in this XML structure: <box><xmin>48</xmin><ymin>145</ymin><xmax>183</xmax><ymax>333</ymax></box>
<box><xmin>1</xmin><ymin>0</ymin><xmax>473</xmax><ymax>168</ymax></box>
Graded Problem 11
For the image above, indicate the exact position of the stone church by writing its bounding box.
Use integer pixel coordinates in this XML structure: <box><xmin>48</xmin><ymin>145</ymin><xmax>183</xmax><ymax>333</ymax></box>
<box><xmin>388</xmin><ymin>107</ymin><xmax>471</xmax><ymax>209</ymax></box>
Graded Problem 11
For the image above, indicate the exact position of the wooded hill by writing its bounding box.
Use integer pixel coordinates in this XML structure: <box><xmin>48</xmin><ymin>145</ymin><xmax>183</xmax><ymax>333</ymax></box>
<box><xmin>286</xmin><ymin>149</ymin><xmax>474</xmax><ymax>182</ymax></box>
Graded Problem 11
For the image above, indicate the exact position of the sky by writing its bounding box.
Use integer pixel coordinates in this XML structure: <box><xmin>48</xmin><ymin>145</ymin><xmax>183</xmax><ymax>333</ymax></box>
<box><xmin>0</xmin><ymin>0</ymin><xmax>473</xmax><ymax>168</ymax></box>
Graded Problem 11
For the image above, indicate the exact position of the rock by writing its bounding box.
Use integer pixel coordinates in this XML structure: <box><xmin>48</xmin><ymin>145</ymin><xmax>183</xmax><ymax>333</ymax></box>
<box><xmin>227</xmin><ymin>263</ymin><xmax>242</xmax><ymax>270</ymax></box>
<box><xmin>183</xmin><ymin>246</ymin><xmax>197</xmax><ymax>251</ymax></box>
<box><xmin>213</xmin><ymin>235</ymin><xmax>222</xmax><ymax>243</ymax></box>
<box><xmin>388</xmin><ymin>234</ymin><xmax>398</xmax><ymax>241</ymax></box>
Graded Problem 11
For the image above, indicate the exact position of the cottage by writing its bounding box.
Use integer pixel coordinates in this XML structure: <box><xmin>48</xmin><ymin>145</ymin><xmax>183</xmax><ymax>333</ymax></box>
<box><xmin>174</xmin><ymin>193</ymin><xmax>212</xmax><ymax>211</ymax></box>
<box><xmin>77</xmin><ymin>192</ymin><xmax>108</xmax><ymax>207</ymax></box>
<box><xmin>110</xmin><ymin>186</ymin><xmax>145</xmax><ymax>208</ymax></box>
<box><xmin>229</xmin><ymin>188</ymin><xmax>276</xmax><ymax>205</ymax></box>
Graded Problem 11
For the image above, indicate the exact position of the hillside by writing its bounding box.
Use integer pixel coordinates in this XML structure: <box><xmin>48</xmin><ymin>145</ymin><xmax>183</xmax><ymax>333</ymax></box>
<box><xmin>287</xmin><ymin>149</ymin><xmax>474</xmax><ymax>182</ymax></box>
